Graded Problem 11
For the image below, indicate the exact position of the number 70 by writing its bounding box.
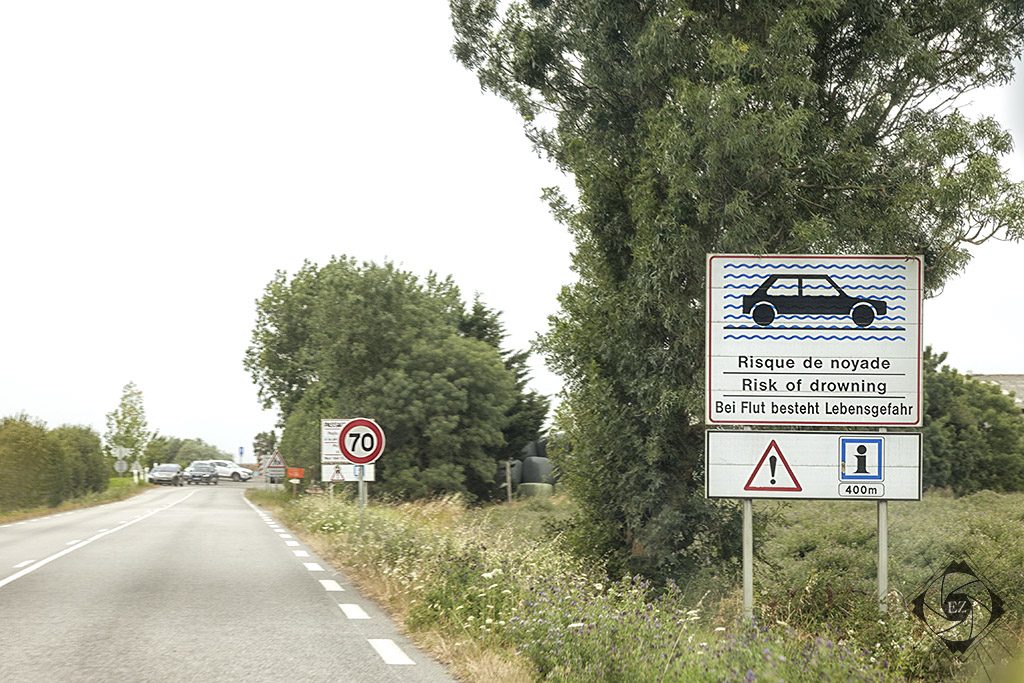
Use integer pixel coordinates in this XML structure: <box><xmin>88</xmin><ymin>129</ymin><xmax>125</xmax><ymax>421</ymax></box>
<box><xmin>349</xmin><ymin>432</ymin><xmax>375</xmax><ymax>452</ymax></box>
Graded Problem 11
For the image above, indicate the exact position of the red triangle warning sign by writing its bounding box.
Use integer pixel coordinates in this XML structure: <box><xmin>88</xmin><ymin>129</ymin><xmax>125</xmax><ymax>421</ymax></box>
<box><xmin>743</xmin><ymin>440</ymin><xmax>801</xmax><ymax>492</ymax></box>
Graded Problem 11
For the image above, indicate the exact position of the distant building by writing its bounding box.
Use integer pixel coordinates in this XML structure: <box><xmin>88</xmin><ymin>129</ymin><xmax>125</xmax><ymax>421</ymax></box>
<box><xmin>969</xmin><ymin>375</ymin><xmax>1024</xmax><ymax>412</ymax></box>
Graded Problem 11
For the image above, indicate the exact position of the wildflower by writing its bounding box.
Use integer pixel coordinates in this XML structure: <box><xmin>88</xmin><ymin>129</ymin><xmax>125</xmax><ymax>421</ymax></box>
<box><xmin>714</xmin><ymin>627</ymin><xmax>726</xmax><ymax>632</ymax></box>
<box><xmin>568</xmin><ymin>622</ymin><xmax>585</xmax><ymax>629</ymax></box>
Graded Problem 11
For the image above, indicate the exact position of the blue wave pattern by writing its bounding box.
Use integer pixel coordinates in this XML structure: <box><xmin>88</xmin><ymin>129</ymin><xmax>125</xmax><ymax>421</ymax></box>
<box><xmin>724</xmin><ymin>334</ymin><xmax>907</xmax><ymax>342</ymax></box>
<box><xmin>723</xmin><ymin>314</ymin><xmax>907</xmax><ymax>322</ymax></box>
<box><xmin>723</xmin><ymin>283</ymin><xmax>905</xmax><ymax>291</ymax></box>
<box><xmin>717</xmin><ymin>260</ymin><xmax>911</xmax><ymax>343</ymax></box>
<box><xmin>723</xmin><ymin>263</ymin><xmax>904</xmax><ymax>270</ymax></box>
<box><xmin>723</xmin><ymin>273</ymin><xmax>906</xmax><ymax>281</ymax></box>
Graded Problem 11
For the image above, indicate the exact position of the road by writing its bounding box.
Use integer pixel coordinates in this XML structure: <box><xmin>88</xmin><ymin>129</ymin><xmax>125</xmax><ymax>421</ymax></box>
<box><xmin>0</xmin><ymin>483</ymin><xmax>455</xmax><ymax>683</ymax></box>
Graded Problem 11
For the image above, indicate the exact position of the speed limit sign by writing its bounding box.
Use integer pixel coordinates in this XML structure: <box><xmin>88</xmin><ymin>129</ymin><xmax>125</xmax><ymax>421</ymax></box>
<box><xmin>338</xmin><ymin>418</ymin><xmax>385</xmax><ymax>465</ymax></box>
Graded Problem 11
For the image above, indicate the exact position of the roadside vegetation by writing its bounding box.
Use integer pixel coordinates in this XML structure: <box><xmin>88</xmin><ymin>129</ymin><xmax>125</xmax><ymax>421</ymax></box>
<box><xmin>0</xmin><ymin>415</ymin><xmax>109</xmax><ymax>511</ymax></box>
<box><xmin>248</xmin><ymin>489</ymin><xmax>1024</xmax><ymax>681</ymax></box>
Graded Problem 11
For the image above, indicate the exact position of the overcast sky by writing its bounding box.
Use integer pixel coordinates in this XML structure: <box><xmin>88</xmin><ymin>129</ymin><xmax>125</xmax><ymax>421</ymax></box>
<box><xmin>1</xmin><ymin>3</ymin><xmax>1020</xmax><ymax>461</ymax></box>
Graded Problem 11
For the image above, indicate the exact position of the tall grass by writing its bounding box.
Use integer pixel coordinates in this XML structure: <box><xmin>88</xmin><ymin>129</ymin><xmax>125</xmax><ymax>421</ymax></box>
<box><xmin>758</xmin><ymin>491</ymin><xmax>1024</xmax><ymax>680</ymax></box>
<box><xmin>249</xmin><ymin>489</ymin><xmax>892</xmax><ymax>681</ymax></box>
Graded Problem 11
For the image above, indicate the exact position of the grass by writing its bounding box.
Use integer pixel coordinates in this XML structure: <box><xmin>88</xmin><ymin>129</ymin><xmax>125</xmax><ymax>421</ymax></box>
<box><xmin>0</xmin><ymin>476</ymin><xmax>151</xmax><ymax>524</ymax></box>
<box><xmin>250</xmin><ymin>488</ymin><xmax>1024</xmax><ymax>681</ymax></box>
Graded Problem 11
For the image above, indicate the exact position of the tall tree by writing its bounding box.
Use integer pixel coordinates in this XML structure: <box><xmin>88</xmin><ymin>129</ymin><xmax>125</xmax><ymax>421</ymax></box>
<box><xmin>247</xmin><ymin>258</ymin><xmax>523</xmax><ymax>499</ymax></box>
<box><xmin>452</xmin><ymin>1</ymin><xmax>1024</xmax><ymax>578</ymax></box>
<box><xmin>104</xmin><ymin>382</ymin><xmax>152</xmax><ymax>463</ymax></box>
<box><xmin>459</xmin><ymin>298</ymin><xmax>550</xmax><ymax>472</ymax></box>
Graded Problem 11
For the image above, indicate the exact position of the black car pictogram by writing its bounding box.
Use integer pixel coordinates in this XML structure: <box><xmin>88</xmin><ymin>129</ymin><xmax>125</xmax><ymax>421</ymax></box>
<box><xmin>741</xmin><ymin>274</ymin><xmax>888</xmax><ymax>327</ymax></box>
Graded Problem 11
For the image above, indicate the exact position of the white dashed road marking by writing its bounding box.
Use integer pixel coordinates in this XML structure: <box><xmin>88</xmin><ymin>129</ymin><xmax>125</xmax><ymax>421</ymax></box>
<box><xmin>319</xmin><ymin>580</ymin><xmax>344</xmax><ymax>592</ymax></box>
<box><xmin>368</xmin><ymin>639</ymin><xmax>415</xmax><ymax>666</ymax></box>
<box><xmin>285</xmin><ymin>541</ymin><xmax>300</xmax><ymax>547</ymax></box>
<box><xmin>279</xmin><ymin>534</ymin><xmax>293</xmax><ymax>539</ymax></box>
<box><xmin>339</xmin><ymin>604</ymin><xmax>370</xmax><ymax>620</ymax></box>
<box><xmin>303</xmin><ymin>563</ymin><xmax>324</xmax><ymax>572</ymax></box>
<box><xmin>0</xmin><ymin>491</ymin><xmax>197</xmax><ymax>591</ymax></box>
<box><xmin>293</xmin><ymin>550</ymin><xmax>309</xmax><ymax>558</ymax></box>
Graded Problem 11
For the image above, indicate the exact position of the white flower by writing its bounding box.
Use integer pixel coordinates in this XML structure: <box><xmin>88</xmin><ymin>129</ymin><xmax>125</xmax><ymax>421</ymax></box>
<box><xmin>567</xmin><ymin>622</ymin><xmax>585</xmax><ymax>629</ymax></box>
<box><xmin>714</xmin><ymin>627</ymin><xmax>727</xmax><ymax>632</ymax></box>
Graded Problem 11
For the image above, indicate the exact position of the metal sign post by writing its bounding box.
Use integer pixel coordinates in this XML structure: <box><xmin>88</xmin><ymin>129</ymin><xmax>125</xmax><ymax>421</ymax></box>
<box><xmin>879</xmin><ymin>500</ymin><xmax>888</xmax><ymax>612</ymax></box>
<box><xmin>358</xmin><ymin>466</ymin><xmax>366</xmax><ymax>526</ymax></box>
<box><xmin>743</xmin><ymin>498</ymin><xmax>753</xmax><ymax>622</ymax></box>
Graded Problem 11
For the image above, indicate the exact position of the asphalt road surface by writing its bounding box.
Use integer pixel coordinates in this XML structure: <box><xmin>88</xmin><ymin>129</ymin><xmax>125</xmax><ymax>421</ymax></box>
<box><xmin>0</xmin><ymin>483</ymin><xmax>455</xmax><ymax>682</ymax></box>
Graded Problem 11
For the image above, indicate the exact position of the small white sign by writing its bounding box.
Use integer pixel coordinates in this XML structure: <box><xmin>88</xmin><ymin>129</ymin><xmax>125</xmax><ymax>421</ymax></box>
<box><xmin>706</xmin><ymin>255</ymin><xmax>923</xmax><ymax>426</ymax></box>
<box><xmin>320</xmin><ymin>463</ymin><xmax>375</xmax><ymax>482</ymax></box>
<box><xmin>706</xmin><ymin>430</ymin><xmax>921</xmax><ymax>500</ymax></box>
<box><xmin>321</xmin><ymin>419</ymin><xmax>350</xmax><ymax>461</ymax></box>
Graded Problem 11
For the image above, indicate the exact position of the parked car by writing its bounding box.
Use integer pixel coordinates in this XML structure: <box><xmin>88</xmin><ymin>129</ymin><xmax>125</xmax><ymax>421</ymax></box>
<box><xmin>149</xmin><ymin>464</ymin><xmax>183</xmax><ymax>486</ymax></box>
<box><xmin>741</xmin><ymin>273</ymin><xmax>888</xmax><ymax>327</ymax></box>
<box><xmin>184</xmin><ymin>462</ymin><xmax>219</xmax><ymax>485</ymax></box>
<box><xmin>204</xmin><ymin>459</ymin><xmax>253</xmax><ymax>482</ymax></box>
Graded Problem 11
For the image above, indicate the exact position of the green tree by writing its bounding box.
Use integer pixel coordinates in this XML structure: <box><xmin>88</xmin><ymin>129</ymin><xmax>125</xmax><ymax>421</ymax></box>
<box><xmin>51</xmin><ymin>425</ymin><xmax>107</xmax><ymax>497</ymax></box>
<box><xmin>0</xmin><ymin>416</ymin><xmax>69</xmax><ymax>510</ymax></box>
<box><xmin>459</xmin><ymin>298</ymin><xmax>550</xmax><ymax>474</ymax></box>
<box><xmin>252</xmin><ymin>431</ymin><xmax>278</xmax><ymax>466</ymax></box>
<box><xmin>922</xmin><ymin>348</ymin><xmax>1024</xmax><ymax>494</ymax></box>
<box><xmin>247</xmin><ymin>258</ymin><xmax>524</xmax><ymax>499</ymax></box>
<box><xmin>104</xmin><ymin>382</ymin><xmax>152</xmax><ymax>464</ymax></box>
<box><xmin>452</xmin><ymin>1</ymin><xmax>1024</xmax><ymax>578</ymax></box>
<box><xmin>143</xmin><ymin>434</ymin><xmax>171</xmax><ymax>468</ymax></box>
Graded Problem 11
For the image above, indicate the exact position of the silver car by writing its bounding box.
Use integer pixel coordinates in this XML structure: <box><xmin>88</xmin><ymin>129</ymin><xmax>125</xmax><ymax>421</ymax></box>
<box><xmin>148</xmin><ymin>464</ymin><xmax>184</xmax><ymax>486</ymax></box>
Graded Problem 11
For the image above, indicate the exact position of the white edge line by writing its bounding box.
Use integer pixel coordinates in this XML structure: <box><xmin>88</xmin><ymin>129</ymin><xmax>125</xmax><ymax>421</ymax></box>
<box><xmin>339</xmin><ymin>603</ymin><xmax>370</xmax><ymax>620</ymax></box>
<box><xmin>368</xmin><ymin>639</ymin><xmax>415</xmax><ymax>665</ymax></box>
<box><xmin>0</xmin><ymin>491</ymin><xmax>198</xmax><ymax>591</ymax></box>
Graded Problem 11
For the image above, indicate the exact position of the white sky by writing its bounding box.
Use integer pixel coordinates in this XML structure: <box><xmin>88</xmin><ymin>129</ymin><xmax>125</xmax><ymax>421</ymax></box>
<box><xmin>0</xmin><ymin>3</ymin><xmax>1020</xmax><ymax>460</ymax></box>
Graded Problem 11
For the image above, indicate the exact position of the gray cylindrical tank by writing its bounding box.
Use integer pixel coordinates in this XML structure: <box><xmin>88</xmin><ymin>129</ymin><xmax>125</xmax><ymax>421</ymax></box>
<box><xmin>521</xmin><ymin>456</ymin><xmax>554</xmax><ymax>484</ymax></box>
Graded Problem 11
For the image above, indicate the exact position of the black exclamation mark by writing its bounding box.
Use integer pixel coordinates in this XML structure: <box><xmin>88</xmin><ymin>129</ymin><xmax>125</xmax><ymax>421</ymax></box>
<box><xmin>769</xmin><ymin>455</ymin><xmax>777</xmax><ymax>485</ymax></box>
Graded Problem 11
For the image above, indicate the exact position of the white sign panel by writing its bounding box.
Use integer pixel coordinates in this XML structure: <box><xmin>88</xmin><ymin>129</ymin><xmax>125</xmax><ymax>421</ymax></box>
<box><xmin>706</xmin><ymin>430</ymin><xmax>921</xmax><ymax>500</ymax></box>
<box><xmin>320</xmin><ymin>463</ymin><xmax>376</xmax><ymax>483</ymax></box>
<box><xmin>706</xmin><ymin>254</ymin><xmax>923</xmax><ymax>426</ymax></box>
<box><xmin>321</xmin><ymin>419</ymin><xmax>350</xmax><ymax>462</ymax></box>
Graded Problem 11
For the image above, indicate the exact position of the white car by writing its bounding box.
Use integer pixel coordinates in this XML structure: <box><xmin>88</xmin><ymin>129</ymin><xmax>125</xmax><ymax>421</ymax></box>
<box><xmin>202</xmin><ymin>459</ymin><xmax>253</xmax><ymax>482</ymax></box>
